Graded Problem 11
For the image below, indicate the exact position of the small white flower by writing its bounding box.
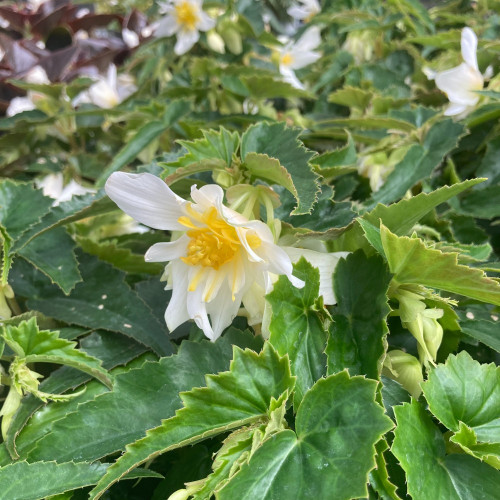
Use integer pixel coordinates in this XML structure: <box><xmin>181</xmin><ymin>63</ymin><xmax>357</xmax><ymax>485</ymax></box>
<box><xmin>122</xmin><ymin>28</ymin><xmax>140</xmax><ymax>48</ymax></box>
<box><xmin>105</xmin><ymin>172</ymin><xmax>304</xmax><ymax>340</ymax></box>
<box><xmin>287</xmin><ymin>0</ymin><xmax>321</xmax><ymax>22</ymax></box>
<box><xmin>428</xmin><ymin>27</ymin><xmax>484</xmax><ymax>117</ymax></box>
<box><xmin>73</xmin><ymin>65</ymin><xmax>137</xmax><ymax>109</ymax></box>
<box><xmin>6</xmin><ymin>66</ymin><xmax>49</xmax><ymax>116</ymax></box>
<box><xmin>279</xmin><ymin>26</ymin><xmax>322</xmax><ymax>89</ymax></box>
<box><xmin>36</xmin><ymin>173</ymin><xmax>95</xmax><ymax>206</ymax></box>
<box><xmin>155</xmin><ymin>0</ymin><xmax>216</xmax><ymax>55</ymax></box>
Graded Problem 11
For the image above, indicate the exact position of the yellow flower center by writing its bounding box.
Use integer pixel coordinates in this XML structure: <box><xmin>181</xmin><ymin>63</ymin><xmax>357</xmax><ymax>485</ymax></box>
<box><xmin>179</xmin><ymin>206</ymin><xmax>261</xmax><ymax>270</ymax></box>
<box><xmin>175</xmin><ymin>1</ymin><xmax>199</xmax><ymax>31</ymax></box>
<box><xmin>281</xmin><ymin>53</ymin><xmax>294</xmax><ymax>66</ymax></box>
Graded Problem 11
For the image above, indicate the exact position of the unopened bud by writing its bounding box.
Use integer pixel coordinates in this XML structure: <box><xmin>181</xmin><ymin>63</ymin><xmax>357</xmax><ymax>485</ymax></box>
<box><xmin>220</xmin><ymin>22</ymin><xmax>242</xmax><ymax>55</ymax></box>
<box><xmin>383</xmin><ymin>350</ymin><xmax>423</xmax><ymax>400</ymax></box>
<box><xmin>207</xmin><ymin>30</ymin><xmax>225</xmax><ymax>54</ymax></box>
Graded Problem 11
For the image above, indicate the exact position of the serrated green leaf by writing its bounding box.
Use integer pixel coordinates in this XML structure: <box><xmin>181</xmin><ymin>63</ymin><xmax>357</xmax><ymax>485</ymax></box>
<box><xmin>241</xmin><ymin>122</ymin><xmax>319</xmax><ymax>214</ymax></box>
<box><xmin>312</xmin><ymin>132</ymin><xmax>357</xmax><ymax>177</ymax></box>
<box><xmin>268</xmin><ymin>258</ymin><xmax>328</xmax><ymax>407</ymax></box>
<box><xmin>369</xmin><ymin>119</ymin><xmax>465</xmax><ymax>207</ymax></box>
<box><xmin>422</xmin><ymin>352</ymin><xmax>500</xmax><ymax>440</ymax></box>
<box><xmin>22</xmin><ymin>333</ymin><xmax>257</xmax><ymax>464</ymax></box>
<box><xmin>0</xmin><ymin>180</ymin><xmax>52</xmax><ymax>243</ymax></box>
<box><xmin>380</xmin><ymin>224</ymin><xmax>500</xmax><ymax>305</ymax></box>
<box><xmin>218</xmin><ymin>372</ymin><xmax>393</xmax><ymax>500</ymax></box>
<box><xmin>88</xmin><ymin>344</ymin><xmax>295</xmax><ymax>499</ymax></box>
<box><xmin>0</xmin><ymin>461</ymin><xmax>108</xmax><ymax>500</ymax></box>
<box><xmin>22</xmin><ymin>250</ymin><xmax>174</xmax><ymax>357</ymax></box>
<box><xmin>392</xmin><ymin>400</ymin><xmax>500</xmax><ymax>500</ymax></box>
<box><xmin>2</xmin><ymin>317</ymin><xmax>111</xmax><ymax>389</ymax></box>
<box><xmin>455</xmin><ymin>185</ymin><xmax>500</xmax><ymax>219</ymax></box>
<box><xmin>326</xmin><ymin>251</ymin><xmax>392</xmax><ymax>379</ymax></box>
<box><xmin>466</xmin><ymin>102</ymin><xmax>500</xmax><ymax>128</ymax></box>
<box><xmin>18</xmin><ymin>228</ymin><xmax>81</xmax><ymax>294</ymax></box>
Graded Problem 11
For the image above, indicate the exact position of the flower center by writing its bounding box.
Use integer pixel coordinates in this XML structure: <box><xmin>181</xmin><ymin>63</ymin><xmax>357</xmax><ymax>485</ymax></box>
<box><xmin>179</xmin><ymin>206</ymin><xmax>260</xmax><ymax>270</ymax></box>
<box><xmin>175</xmin><ymin>1</ymin><xmax>199</xmax><ymax>31</ymax></box>
<box><xmin>281</xmin><ymin>53</ymin><xmax>294</xmax><ymax>66</ymax></box>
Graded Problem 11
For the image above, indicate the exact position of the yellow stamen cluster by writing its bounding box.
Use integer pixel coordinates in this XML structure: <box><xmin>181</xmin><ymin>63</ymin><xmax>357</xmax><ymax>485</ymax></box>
<box><xmin>281</xmin><ymin>53</ymin><xmax>294</xmax><ymax>66</ymax></box>
<box><xmin>179</xmin><ymin>206</ymin><xmax>261</xmax><ymax>270</ymax></box>
<box><xmin>175</xmin><ymin>1</ymin><xmax>199</xmax><ymax>31</ymax></box>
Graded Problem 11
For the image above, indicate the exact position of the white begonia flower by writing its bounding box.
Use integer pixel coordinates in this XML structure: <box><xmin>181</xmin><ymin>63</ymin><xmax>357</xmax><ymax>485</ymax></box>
<box><xmin>73</xmin><ymin>65</ymin><xmax>137</xmax><ymax>109</ymax></box>
<box><xmin>105</xmin><ymin>172</ymin><xmax>304</xmax><ymax>340</ymax></box>
<box><xmin>122</xmin><ymin>28</ymin><xmax>140</xmax><ymax>48</ymax></box>
<box><xmin>428</xmin><ymin>27</ymin><xmax>484</xmax><ymax>117</ymax></box>
<box><xmin>155</xmin><ymin>0</ymin><xmax>216</xmax><ymax>56</ymax></box>
<box><xmin>36</xmin><ymin>172</ymin><xmax>95</xmax><ymax>207</ymax></box>
<box><xmin>287</xmin><ymin>0</ymin><xmax>321</xmax><ymax>22</ymax></box>
<box><xmin>279</xmin><ymin>26</ymin><xmax>322</xmax><ymax>90</ymax></box>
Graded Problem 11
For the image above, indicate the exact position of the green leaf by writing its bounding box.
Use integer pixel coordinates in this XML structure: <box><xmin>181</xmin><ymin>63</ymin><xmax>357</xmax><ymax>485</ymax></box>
<box><xmin>328</xmin><ymin>86</ymin><xmax>373</xmax><ymax>110</ymax></box>
<box><xmin>22</xmin><ymin>250</ymin><xmax>174</xmax><ymax>357</ymax></box>
<box><xmin>88</xmin><ymin>344</ymin><xmax>295</xmax><ymax>499</ymax></box>
<box><xmin>218</xmin><ymin>372</ymin><xmax>393</xmax><ymax>500</ymax></box>
<box><xmin>268</xmin><ymin>258</ymin><xmax>328</xmax><ymax>406</ymax></box>
<box><xmin>2</xmin><ymin>318</ymin><xmax>111</xmax><ymax>389</ymax></box>
<box><xmin>0</xmin><ymin>180</ymin><xmax>52</xmax><ymax>243</ymax></box>
<box><xmin>312</xmin><ymin>132</ymin><xmax>357</xmax><ymax>177</ymax></box>
<box><xmin>241</xmin><ymin>75</ymin><xmax>313</xmax><ymax>99</ymax></box>
<box><xmin>18</xmin><ymin>228</ymin><xmax>81</xmax><ymax>295</ymax></box>
<box><xmin>319</xmin><ymin>116</ymin><xmax>416</xmax><ymax>133</ymax></box>
<box><xmin>466</xmin><ymin>102</ymin><xmax>500</xmax><ymax>128</ymax></box>
<box><xmin>96</xmin><ymin>99</ymin><xmax>191</xmax><ymax>186</ymax></box>
<box><xmin>380</xmin><ymin>224</ymin><xmax>500</xmax><ymax>306</ymax></box>
<box><xmin>460</xmin><ymin>317</ymin><xmax>500</xmax><ymax>353</ymax></box>
<box><xmin>392</xmin><ymin>400</ymin><xmax>500</xmax><ymax>500</ymax></box>
<box><xmin>363</xmin><ymin>179</ymin><xmax>484</xmax><ymax>237</ymax></box>
<box><xmin>22</xmin><ymin>333</ymin><xmax>257</xmax><ymax>463</ymax></box>
<box><xmin>326</xmin><ymin>251</ymin><xmax>392</xmax><ymax>379</ymax></box>
<box><xmin>0</xmin><ymin>461</ymin><xmax>108</xmax><ymax>500</ymax></box>
<box><xmin>241</xmin><ymin>122</ymin><xmax>319</xmax><ymax>214</ymax></box>
<box><xmin>369</xmin><ymin>119</ymin><xmax>465</xmax><ymax>207</ymax></box>
<box><xmin>455</xmin><ymin>185</ymin><xmax>500</xmax><ymax>219</ymax></box>
<box><xmin>422</xmin><ymin>352</ymin><xmax>500</xmax><ymax>440</ymax></box>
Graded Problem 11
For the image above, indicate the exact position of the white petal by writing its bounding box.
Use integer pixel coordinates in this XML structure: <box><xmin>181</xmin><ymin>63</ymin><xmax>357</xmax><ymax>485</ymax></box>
<box><xmin>257</xmin><ymin>241</ymin><xmax>304</xmax><ymax>289</ymax></box>
<box><xmin>25</xmin><ymin>65</ymin><xmax>49</xmax><ymax>84</ymax></box>
<box><xmin>155</xmin><ymin>15</ymin><xmax>179</xmax><ymax>37</ymax></box>
<box><xmin>123</xmin><ymin>28</ymin><xmax>140</xmax><ymax>48</ymax></box>
<box><xmin>443</xmin><ymin>102</ymin><xmax>469</xmax><ymax>116</ymax></box>
<box><xmin>461</xmin><ymin>27</ymin><xmax>478</xmax><ymax>71</ymax></box>
<box><xmin>37</xmin><ymin>173</ymin><xmax>64</xmax><ymax>199</ymax></box>
<box><xmin>279</xmin><ymin>66</ymin><xmax>305</xmax><ymax>89</ymax></box>
<box><xmin>289</xmin><ymin>50</ymin><xmax>321</xmax><ymax>70</ymax></box>
<box><xmin>6</xmin><ymin>97</ymin><xmax>36</xmax><ymax>116</ymax></box>
<box><xmin>434</xmin><ymin>63</ymin><xmax>482</xmax><ymax>105</ymax></box>
<box><xmin>106</xmin><ymin>64</ymin><xmax>118</xmax><ymax>90</ymax></box>
<box><xmin>165</xmin><ymin>261</ymin><xmax>190</xmax><ymax>332</ymax></box>
<box><xmin>187</xmin><ymin>286</ymin><xmax>215</xmax><ymax>340</ymax></box>
<box><xmin>284</xmin><ymin>247</ymin><xmax>349</xmax><ymax>304</ymax></box>
<box><xmin>174</xmin><ymin>29</ymin><xmax>199</xmax><ymax>55</ymax></box>
<box><xmin>206</xmin><ymin>282</ymin><xmax>242</xmax><ymax>339</ymax></box>
<box><xmin>88</xmin><ymin>80</ymin><xmax>119</xmax><ymax>109</ymax></box>
<box><xmin>287</xmin><ymin>5</ymin><xmax>310</xmax><ymax>20</ymax></box>
<box><xmin>296</xmin><ymin>26</ymin><xmax>321</xmax><ymax>51</ymax></box>
<box><xmin>190</xmin><ymin>183</ymin><xmax>224</xmax><ymax>209</ymax></box>
<box><xmin>197</xmin><ymin>11</ymin><xmax>215</xmax><ymax>31</ymax></box>
<box><xmin>145</xmin><ymin>236</ymin><xmax>189</xmax><ymax>262</ymax></box>
<box><xmin>105</xmin><ymin>172</ymin><xmax>186</xmax><ymax>230</ymax></box>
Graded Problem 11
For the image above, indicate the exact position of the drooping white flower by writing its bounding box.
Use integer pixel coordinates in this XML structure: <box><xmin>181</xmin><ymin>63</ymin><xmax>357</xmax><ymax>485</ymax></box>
<box><xmin>287</xmin><ymin>0</ymin><xmax>321</xmax><ymax>22</ymax></box>
<box><xmin>427</xmin><ymin>27</ymin><xmax>484</xmax><ymax>117</ymax></box>
<box><xmin>279</xmin><ymin>26</ymin><xmax>322</xmax><ymax>89</ymax></box>
<box><xmin>155</xmin><ymin>0</ymin><xmax>216</xmax><ymax>55</ymax></box>
<box><xmin>105</xmin><ymin>172</ymin><xmax>304</xmax><ymax>340</ymax></box>
<box><xmin>36</xmin><ymin>172</ymin><xmax>95</xmax><ymax>206</ymax></box>
<box><xmin>73</xmin><ymin>65</ymin><xmax>137</xmax><ymax>109</ymax></box>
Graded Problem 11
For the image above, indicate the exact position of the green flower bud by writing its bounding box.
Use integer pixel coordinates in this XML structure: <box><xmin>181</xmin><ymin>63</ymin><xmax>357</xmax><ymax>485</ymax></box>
<box><xmin>383</xmin><ymin>350</ymin><xmax>423</xmax><ymax>400</ymax></box>
<box><xmin>207</xmin><ymin>30</ymin><xmax>225</xmax><ymax>54</ymax></box>
<box><xmin>219</xmin><ymin>21</ymin><xmax>242</xmax><ymax>55</ymax></box>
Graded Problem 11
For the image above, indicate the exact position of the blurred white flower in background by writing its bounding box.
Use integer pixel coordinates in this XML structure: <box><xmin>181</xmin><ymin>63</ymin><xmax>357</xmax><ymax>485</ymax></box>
<box><xmin>73</xmin><ymin>64</ymin><xmax>137</xmax><ymax>109</ymax></box>
<box><xmin>6</xmin><ymin>66</ymin><xmax>50</xmax><ymax>117</ymax></box>
<box><xmin>426</xmin><ymin>27</ymin><xmax>486</xmax><ymax>117</ymax></box>
<box><xmin>155</xmin><ymin>0</ymin><xmax>215</xmax><ymax>55</ymax></box>
<box><xmin>278</xmin><ymin>26</ymin><xmax>322</xmax><ymax>89</ymax></box>
<box><xmin>287</xmin><ymin>0</ymin><xmax>321</xmax><ymax>22</ymax></box>
<box><xmin>105</xmin><ymin>172</ymin><xmax>304</xmax><ymax>341</ymax></box>
<box><xmin>36</xmin><ymin>172</ymin><xmax>95</xmax><ymax>206</ymax></box>
<box><xmin>122</xmin><ymin>28</ymin><xmax>140</xmax><ymax>48</ymax></box>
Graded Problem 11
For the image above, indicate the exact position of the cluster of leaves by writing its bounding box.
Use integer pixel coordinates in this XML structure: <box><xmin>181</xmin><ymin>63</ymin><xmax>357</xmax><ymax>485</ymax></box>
<box><xmin>0</xmin><ymin>0</ymin><xmax>499</xmax><ymax>499</ymax></box>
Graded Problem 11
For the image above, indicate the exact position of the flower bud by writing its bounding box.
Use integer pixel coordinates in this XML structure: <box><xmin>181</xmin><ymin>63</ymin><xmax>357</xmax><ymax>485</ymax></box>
<box><xmin>219</xmin><ymin>21</ymin><xmax>242</xmax><ymax>55</ymax></box>
<box><xmin>207</xmin><ymin>30</ymin><xmax>225</xmax><ymax>54</ymax></box>
<box><xmin>167</xmin><ymin>489</ymin><xmax>190</xmax><ymax>500</ymax></box>
<box><xmin>383</xmin><ymin>350</ymin><xmax>423</xmax><ymax>400</ymax></box>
